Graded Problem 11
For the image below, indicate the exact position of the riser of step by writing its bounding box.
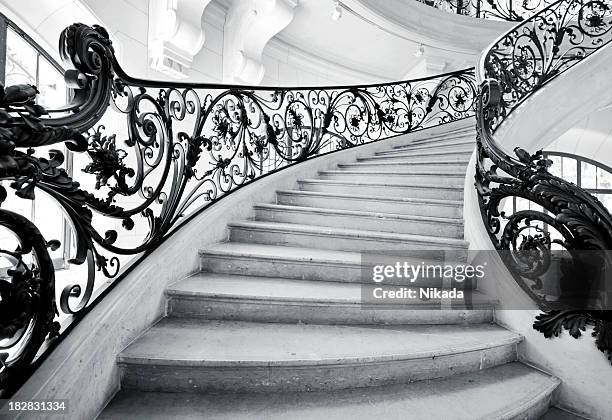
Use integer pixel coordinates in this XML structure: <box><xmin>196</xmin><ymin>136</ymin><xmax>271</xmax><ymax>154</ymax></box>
<box><xmin>166</xmin><ymin>275</ymin><xmax>490</xmax><ymax>324</ymax></box>
<box><xmin>357</xmin><ymin>154</ymin><xmax>472</xmax><ymax>164</ymax></box>
<box><xmin>120</xmin><ymin>344</ymin><xmax>517</xmax><ymax>393</ymax></box>
<box><xmin>228</xmin><ymin>223</ymin><xmax>468</xmax><ymax>253</ymax></box>
<box><xmin>201</xmin><ymin>252</ymin><xmax>364</xmax><ymax>283</ymax></box>
<box><xmin>118</xmin><ymin>320</ymin><xmax>521</xmax><ymax>394</ymax></box>
<box><xmin>318</xmin><ymin>171</ymin><xmax>465</xmax><ymax>187</ymax></box>
<box><xmin>399</xmin><ymin>131</ymin><xmax>476</xmax><ymax>147</ymax></box>
<box><xmin>338</xmin><ymin>162</ymin><xmax>471</xmax><ymax>172</ymax></box>
<box><xmin>253</xmin><ymin>205</ymin><xmax>464</xmax><ymax>238</ymax></box>
<box><xmin>377</xmin><ymin>144</ymin><xmax>475</xmax><ymax>157</ymax></box>
<box><xmin>298</xmin><ymin>180</ymin><xmax>464</xmax><ymax>200</ymax></box>
<box><xmin>394</xmin><ymin>129</ymin><xmax>474</xmax><ymax>146</ymax></box>
<box><xmin>199</xmin><ymin>246</ymin><xmax>473</xmax><ymax>287</ymax></box>
<box><xmin>390</xmin><ymin>139</ymin><xmax>475</xmax><ymax>153</ymax></box>
<box><xmin>168</xmin><ymin>298</ymin><xmax>493</xmax><ymax>325</ymax></box>
<box><xmin>100</xmin><ymin>363</ymin><xmax>559</xmax><ymax>420</ymax></box>
<box><xmin>276</xmin><ymin>191</ymin><xmax>463</xmax><ymax>219</ymax></box>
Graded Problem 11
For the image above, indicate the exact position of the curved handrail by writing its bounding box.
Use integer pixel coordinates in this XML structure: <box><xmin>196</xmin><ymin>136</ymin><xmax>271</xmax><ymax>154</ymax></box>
<box><xmin>474</xmin><ymin>0</ymin><xmax>612</xmax><ymax>360</ymax></box>
<box><xmin>0</xmin><ymin>23</ymin><xmax>478</xmax><ymax>394</ymax></box>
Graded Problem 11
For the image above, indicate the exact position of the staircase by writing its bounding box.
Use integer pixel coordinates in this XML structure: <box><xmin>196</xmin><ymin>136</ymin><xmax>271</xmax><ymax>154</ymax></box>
<box><xmin>99</xmin><ymin>123</ymin><xmax>560</xmax><ymax>419</ymax></box>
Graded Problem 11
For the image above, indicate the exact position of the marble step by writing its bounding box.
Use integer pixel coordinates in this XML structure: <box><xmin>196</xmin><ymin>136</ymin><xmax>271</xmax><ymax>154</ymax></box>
<box><xmin>400</xmin><ymin>129</ymin><xmax>476</xmax><ymax>147</ymax></box>
<box><xmin>298</xmin><ymin>179</ymin><xmax>464</xmax><ymax>200</ymax></box>
<box><xmin>318</xmin><ymin>170</ymin><xmax>465</xmax><ymax>187</ymax></box>
<box><xmin>228</xmin><ymin>221</ymin><xmax>469</xmax><ymax>253</ymax></box>
<box><xmin>377</xmin><ymin>143</ymin><xmax>475</xmax><ymax>157</ymax></box>
<box><xmin>100</xmin><ymin>363</ymin><xmax>559</xmax><ymax>420</ymax></box>
<box><xmin>357</xmin><ymin>150</ymin><xmax>473</xmax><ymax>163</ymax></box>
<box><xmin>253</xmin><ymin>203</ymin><xmax>464</xmax><ymax>237</ymax></box>
<box><xmin>117</xmin><ymin>319</ymin><xmax>522</xmax><ymax>393</ymax></box>
<box><xmin>337</xmin><ymin>161</ymin><xmax>470</xmax><ymax>172</ymax></box>
<box><xmin>166</xmin><ymin>273</ymin><xmax>493</xmax><ymax>324</ymax></box>
<box><xmin>394</xmin><ymin>126</ymin><xmax>475</xmax><ymax>147</ymax></box>
<box><xmin>540</xmin><ymin>407</ymin><xmax>588</xmax><ymax>419</ymax></box>
<box><xmin>199</xmin><ymin>243</ymin><xmax>473</xmax><ymax>286</ymax></box>
<box><xmin>275</xmin><ymin>190</ymin><xmax>464</xmax><ymax>219</ymax></box>
<box><xmin>388</xmin><ymin>137</ymin><xmax>475</xmax><ymax>153</ymax></box>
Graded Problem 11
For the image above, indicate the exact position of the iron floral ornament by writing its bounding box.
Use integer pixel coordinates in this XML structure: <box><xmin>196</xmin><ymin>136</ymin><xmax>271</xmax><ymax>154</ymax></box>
<box><xmin>0</xmin><ymin>22</ymin><xmax>477</xmax><ymax>394</ymax></box>
<box><xmin>475</xmin><ymin>0</ymin><xmax>612</xmax><ymax>361</ymax></box>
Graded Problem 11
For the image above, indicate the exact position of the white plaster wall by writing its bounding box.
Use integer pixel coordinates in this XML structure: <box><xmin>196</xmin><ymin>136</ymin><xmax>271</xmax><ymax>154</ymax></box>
<box><xmin>546</xmin><ymin>104</ymin><xmax>612</xmax><ymax>167</ymax></box>
<box><xmin>260</xmin><ymin>38</ymin><xmax>389</xmax><ymax>87</ymax></box>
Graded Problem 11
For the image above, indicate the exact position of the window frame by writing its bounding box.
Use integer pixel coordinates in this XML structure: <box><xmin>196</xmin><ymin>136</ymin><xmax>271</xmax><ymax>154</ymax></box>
<box><xmin>0</xmin><ymin>12</ymin><xmax>73</xmax><ymax>270</ymax></box>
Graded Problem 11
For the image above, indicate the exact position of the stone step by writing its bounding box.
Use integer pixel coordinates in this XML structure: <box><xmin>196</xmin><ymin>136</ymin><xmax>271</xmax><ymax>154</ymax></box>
<box><xmin>100</xmin><ymin>363</ymin><xmax>559</xmax><ymax>420</ymax></box>
<box><xmin>389</xmin><ymin>137</ymin><xmax>475</xmax><ymax>153</ymax></box>
<box><xmin>166</xmin><ymin>274</ymin><xmax>493</xmax><ymax>324</ymax></box>
<box><xmin>254</xmin><ymin>203</ymin><xmax>464</xmax><ymax>237</ymax></box>
<box><xmin>394</xmin><ymin>126</ymin><xmax>475</xmax><ymax>147</ymax></box>
<box><xmin>276</xmin><ymin>190</ymin><xmax>464</xmax><ymax>219</ymax></box>
<box><xmin>228</xmin><ymin>221</ymin><xmax>469</xmax><ymax>253</ymax></box>
<box><xmin>337</xmin><ymin>161</ymin><xmax>470</xmax><ymax>172</ymax></box>
<box><xmin>199</xmin><ymin>243</ymin><xmax>473</xmax><ymax>286</ymax></box>
<box><xmin>357</xmin><ymin>150</ymin><xmax>473</xmax><ymax>163</ymax></box>
<box><xmin>298</xmin><ymin>179</ymin><xmax>464</xmax><ymax>200</ymax></box>
<box><xmin>318</xmin><ymin>170</ymin><xmax>465</xmax><ymax>187</ymax></box>
<box><xmin>540</xmin><ymin>407</ymin><xmax>588</xmax><ymax>419</ymax></box>
<box><xmin>117</xmin><ymin>318</ymin><xmax>522</xmax><ymax>393</ymax></box>
<box><xmin>401</xmin><ymin>129</ymin><xmax>476</xmax><ymax>147</ymax></box>
<box><xmin>377</xmin><ymin>143</ymin><xmax>475</xmax><ymax>157</ymax></box>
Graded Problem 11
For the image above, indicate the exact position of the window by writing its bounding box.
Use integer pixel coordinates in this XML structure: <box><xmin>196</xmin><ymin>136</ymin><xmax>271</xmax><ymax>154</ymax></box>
<box><xmin>0</xmin><ymin>13</ymin><xmax>72</xmax><ymax>269</ymax></box>
<box><xmin>501</xmin><ymin>151</ymin><xmax>612</xmax><ymax>248</ymax></box>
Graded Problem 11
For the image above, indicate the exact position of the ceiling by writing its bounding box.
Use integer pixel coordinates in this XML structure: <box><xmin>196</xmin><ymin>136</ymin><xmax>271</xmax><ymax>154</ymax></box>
<box><xmin>213</xmin><ymin>0</ymin><xmax>510</xmax><ymax>82</ymax></box>
<box><xmin>277</xmin><ymin>0</ymin><xmax>421</xmax><ymax>80</ymax></box>
<box><xmin>274</xmin><ymin>0</ymin><xmax>501</xmax><ymax>80</ymax></box>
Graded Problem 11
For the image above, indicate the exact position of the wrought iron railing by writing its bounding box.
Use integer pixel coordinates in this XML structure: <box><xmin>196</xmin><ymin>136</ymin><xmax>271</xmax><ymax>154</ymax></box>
<box><xmin>0</xmin><ymin>22</ymin><xmax>477</xmax><ymax>394</ymax></box>
<box><xmin>475</xmin><ymin>0</ymin><xmax>612</xmax><ymax>360</ymax></box>
<box><xmin>417</xmin><ymin>0</ymin><xmax>557</xmax><ymax>21</ymax></box>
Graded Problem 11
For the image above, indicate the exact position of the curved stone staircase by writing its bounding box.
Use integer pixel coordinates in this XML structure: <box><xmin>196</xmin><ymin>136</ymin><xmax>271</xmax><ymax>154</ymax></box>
<box><xmin>99</xmin><ymin>123</ymin><xmax>561</xmax><ymax>419</ymax></box>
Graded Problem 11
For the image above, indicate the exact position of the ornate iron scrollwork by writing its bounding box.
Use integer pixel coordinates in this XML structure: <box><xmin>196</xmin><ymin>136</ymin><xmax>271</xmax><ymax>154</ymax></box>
<box><xmin>417</xmin><ymin>0</ymin><xmax>557</xmax><ymax>21</ymax></box>
<box><xmin>475</xmin><ymin>0</ymin><xmax>612</xmax><ymax>361</ymax></box>
<box><xmin>0</xmin><ymin>23</ymin><xmax>477</xmax><ymax>393</ymax></box>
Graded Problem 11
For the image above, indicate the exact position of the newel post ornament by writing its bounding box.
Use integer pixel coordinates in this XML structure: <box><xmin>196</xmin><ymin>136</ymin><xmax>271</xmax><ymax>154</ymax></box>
<box><xmin>0</xmin><ymin>24</ymin><xmax>117</xmax><ymax>394</ymax></box>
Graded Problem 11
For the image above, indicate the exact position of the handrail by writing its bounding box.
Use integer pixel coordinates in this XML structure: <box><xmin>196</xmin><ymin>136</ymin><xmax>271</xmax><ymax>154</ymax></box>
<box><xmin>474</xmin><ymin>0</ymin><xmax>612</xmax><ymax>361</ymax></box>
<box><xmin>417</xmin><ymin>0</ymin><xmax>557</xmax><ymax>21</ymax></box>
<box><xmin>0</xmin><ymin>23</ymin><xmax>477</xmax><ymax>394</ymax></box>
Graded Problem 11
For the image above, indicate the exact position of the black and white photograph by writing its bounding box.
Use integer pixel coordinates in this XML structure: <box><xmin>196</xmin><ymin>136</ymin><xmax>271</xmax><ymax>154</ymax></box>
<box><xmin>0</xmin><ymin>0</ymin><xmax>611</xmax><ymax>419</ymax></box>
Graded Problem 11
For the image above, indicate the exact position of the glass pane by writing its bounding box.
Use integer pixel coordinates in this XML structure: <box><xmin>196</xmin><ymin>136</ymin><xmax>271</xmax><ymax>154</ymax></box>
<box><xmin>515</xmin><ymin>197</ymin><xmax>531</xmax><ymax>212</ymax></box>
<box><xmin>38</xmin><ymin>59</ymin><xmax>67</xmax><ymax>108</ymax></box>
<box><xmin>581</xmin><ymin>162</ymin><xmax>597</xmax><ymax>189</ymax></box>
<box><xmin>33</xmin><ymin>190</ymin><xmax>65</xmax><ymax>261</ymax></box>
<box><xmin>5</xmin><ymin>28</ymin><xmax>37</xmax><ymax>85</ymax></box>
<box><xmin>596</xmin><ymin>167</ymin><xmax>612</xmax><ymax>190</ymax></box>
<box><xmin>548</xmin><ymin>155</ymin><xmax>562</xmax><ymax>178</ymax></box>
<box><xmin>1</xmin><ymin>185</ymin><xmax>33</xmax><ymax>220</ymax></box>
<box><xmin>596</xmin><ymin>194</ymin><xmax>612</xmax><ymax>211</ymax></box>
<box><xmin>561</xmin><ymin>157</ymin><xmax>577</xmax><ymax>185</ymax></box>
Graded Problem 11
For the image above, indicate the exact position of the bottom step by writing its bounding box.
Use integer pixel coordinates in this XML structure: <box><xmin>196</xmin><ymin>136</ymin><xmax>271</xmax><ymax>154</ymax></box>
<box><xmin>100</xmin><ymin>362</ymin><xmax>559</xmax><ymax>420</ymax></box>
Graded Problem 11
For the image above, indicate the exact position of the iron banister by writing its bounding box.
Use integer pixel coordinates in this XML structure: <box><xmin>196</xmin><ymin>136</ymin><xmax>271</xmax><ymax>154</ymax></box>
<box><xmin>0</xmin><ymin>22</ymin><xmax>478</xmax><ymax>395</ymax></box>
<box><xmin>473</xmin><ymin>0</ymin><xmax>612</xmax><ymax>361</ymax></box>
